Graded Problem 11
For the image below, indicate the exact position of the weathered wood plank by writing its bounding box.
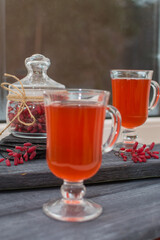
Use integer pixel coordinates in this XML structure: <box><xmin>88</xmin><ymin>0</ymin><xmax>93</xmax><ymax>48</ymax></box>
<box><xmin>0</xmin><ymin>179</ymin><xmax>160</xmax><ymax>240</ymax></box>
<box><xmin>0</xmin><ymin>145</ymin><xmax>160</xmax><ymax>190</ymax></box>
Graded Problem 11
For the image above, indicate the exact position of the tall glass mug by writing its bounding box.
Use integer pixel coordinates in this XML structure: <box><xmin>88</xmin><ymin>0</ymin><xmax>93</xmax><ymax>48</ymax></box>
<box><xmin>111</xmin><ymin>70</ymin><xmax>160</xmax><ymax>150</ymax></box>
<box><xmin>43</xmin><ymin>89</ymin><xmax>121</xmax><ymax>222</ymax></box>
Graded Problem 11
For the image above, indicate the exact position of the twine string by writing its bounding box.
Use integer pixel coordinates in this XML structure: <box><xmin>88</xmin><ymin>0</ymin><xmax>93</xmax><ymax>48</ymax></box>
<box><xmin>0</xmin><ymin>73</ymin><xmax>37</xmax><ymax>135</ymax></box>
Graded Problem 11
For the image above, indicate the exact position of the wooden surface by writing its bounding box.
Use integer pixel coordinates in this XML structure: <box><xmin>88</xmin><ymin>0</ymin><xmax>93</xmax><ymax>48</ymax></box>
<box><xmin>1</xmin><ymin>178</ymin><xmax>160</xmax><ymax>240</ymax></box>
<box><xmin>1</xmin><ymin>144</ymin><xmax>160</xmax><ymax>190</ymax></box>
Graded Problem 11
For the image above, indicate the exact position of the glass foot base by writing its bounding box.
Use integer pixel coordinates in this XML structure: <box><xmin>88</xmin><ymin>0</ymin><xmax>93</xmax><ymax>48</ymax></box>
<box><xmin>43</xmin><ymin>198</ymin><xmax>102</xmax><ymax>222</ymax></box>
<box><xmin>113</xmin><ymin>142</ymin><xmax>143</xmax><ymax>152</ymax></box>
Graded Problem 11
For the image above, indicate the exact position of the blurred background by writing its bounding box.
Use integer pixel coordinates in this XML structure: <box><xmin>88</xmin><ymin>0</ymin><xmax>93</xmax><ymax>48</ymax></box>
<box><xmin>0</xmin><ymin>0</ymin><xmax>160</xmax><ymax>121</ymax></box>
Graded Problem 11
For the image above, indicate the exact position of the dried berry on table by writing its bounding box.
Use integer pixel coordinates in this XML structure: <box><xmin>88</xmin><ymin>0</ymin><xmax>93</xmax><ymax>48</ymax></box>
<box><xmin>0</xmin><ymin>142</ymin><xmax>38</xmax><ymax>167</ymax></box>
<box><xmin>117</xmin><ymin>142</ymin><xmax>159</xmax><ymax>163</ymax></box>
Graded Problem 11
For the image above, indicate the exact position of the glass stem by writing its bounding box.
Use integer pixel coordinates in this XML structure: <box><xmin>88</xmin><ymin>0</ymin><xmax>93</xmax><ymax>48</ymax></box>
<box><xmin>61</xmin><ymin>180</ymin><xmax>86</xmax><ymax>203</ymax></box>
<box><xmin>122</xmin><ymin>128</ymin><xmax>138</xmax><ymax>144</ymax></box>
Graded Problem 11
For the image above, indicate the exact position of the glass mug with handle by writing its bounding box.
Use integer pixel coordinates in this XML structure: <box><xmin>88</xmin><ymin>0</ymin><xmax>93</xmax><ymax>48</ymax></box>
<box><xmin>111</xmin><ymin>69</ymin><xmax>160</xmax><ymax>150</ymax></box>
<box><xmin>43</xmin><ymin>88</ymin><xmax>121</xmax><ymax>222</ymax></box>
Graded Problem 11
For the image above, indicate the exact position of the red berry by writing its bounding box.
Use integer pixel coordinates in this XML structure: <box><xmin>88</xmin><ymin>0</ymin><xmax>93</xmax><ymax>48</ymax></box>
<box><xmin>24</xmin><ymin>152</ymin><xmax>28</xmax><ymax>161</ymax></box>
<box><xmin>6</xmin><ymin>159</ymin><xmax>11</xmax><ymax>167</ymax></box>
<box><xmin>0</xmin><ymin>158</ymin><xmax>5</xmax><ymax>162</ymax></box>
<box><xmin>133</xmin><ymin>142</ymin><xmax>138</xmax><ymax>150</ymax></box>
<box><xmin>8</xmin><ymin>152</ymin><xmax>14</xmax><ymax>156</ymax></box>
<box><xmin>29</xmin><ymin>151</ymin><xmax>37</xmax><ymax>160</ymax></box>
<box><xmin>126</xmin><ymin>149</ymin><xmax>132</xmax><ymax>152</ymax></box>
<box><xmin>19</xmin><ymin>157</ymin><xmax>24</xmax><ymax>164</ymax></box>
<box><xmin>23</xmin><ymin>142</ymin><xmax>32</xmax><ymax>147</ymax></box>
<box><xmin>137</xmin><ymin>147</ymin><xmax>144</xmax><ymax>153</ymax></box>
<box><xmin>152</xmin><ymin>151</ymin><xmax>159</xmax><ymax>154</ymax></box>
<box><xmin>149</xmin><ymin>142</ymin><xmax>155</xmax><ymax>150</ymax></box>
<box><xmin>120</xmin><ymin>147</ymin><xmax>125</xmax><ymax>151</ymax></box>
<box><xmin>28</xmin><ymin>146</ymin><xmax>37</xmax><ymax>153</ymax></box>
<box><xmin>152</xmin><ymin>154</ymin><xmax>159</xmax><ymax>159</ymax></box>
<box><xmin>14</xmin><ymin>157</ymin><xmax>19</xmax><ymax>166</ymax></box>
<box><xmin>145</xmin><ymin>148</ymin><xmax>150</xmax><ymax>152</ymax></box>
<box><xmin>6</xmin><ymin>149</ymin><xmax>13</xmax><ymax>153</ymax></box>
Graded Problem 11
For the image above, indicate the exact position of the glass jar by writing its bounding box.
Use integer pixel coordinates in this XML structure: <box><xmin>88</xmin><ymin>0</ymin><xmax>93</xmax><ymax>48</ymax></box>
<box><xmin>6</xmin><ymin>54</ymin><xmax>65</xmax><ymax>138</ymax></box>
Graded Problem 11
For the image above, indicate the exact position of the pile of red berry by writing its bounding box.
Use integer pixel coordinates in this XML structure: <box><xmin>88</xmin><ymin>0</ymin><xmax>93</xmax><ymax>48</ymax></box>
<box><xmin>8</xmin><ymin>101</ymin><xmax>46</xmax><ymax>134</ymax></box>
<box><xmin>0</xmin><ymin>142</ymin><xmax>37</xmax><ymax>166</ymax></box>
<box><xmin>117</xmin><ymin>142</ymin><xmax>159</xmax><ymax>163</ymax></box>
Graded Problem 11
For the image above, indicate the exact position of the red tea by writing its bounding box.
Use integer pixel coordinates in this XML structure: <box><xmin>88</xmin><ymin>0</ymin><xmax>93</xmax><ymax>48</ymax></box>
<box><xmin>45</xmin><ymin>103</ymin><xmax>106</xmax><ymax>182</ymax></box>
<box><xmin>112</xmin><ymin>78</ymin><xmax>151</xmax><ymax>128</ymax></box>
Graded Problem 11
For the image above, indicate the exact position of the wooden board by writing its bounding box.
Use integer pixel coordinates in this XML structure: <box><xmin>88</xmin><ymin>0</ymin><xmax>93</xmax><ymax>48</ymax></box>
<box><xmin>1</xmin><ymin>179</ymin><xmax>160</xmax><ymax>240</ymax></box>
<box><xmin>0</xmin><ymin>144</ymin><xmax>160</xmax><ymax>190</ymax></box>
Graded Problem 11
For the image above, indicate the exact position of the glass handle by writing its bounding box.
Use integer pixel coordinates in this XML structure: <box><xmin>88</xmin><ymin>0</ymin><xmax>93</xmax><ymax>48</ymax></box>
<box><xmin>103</xmin><ymin>105</ymin><xmax>121</xmax><ymax>153</ymax></box>
<box><xmin>148</xmin><ymin>80</ymin><xmax>160</xmax><ymax>110</ymax></box>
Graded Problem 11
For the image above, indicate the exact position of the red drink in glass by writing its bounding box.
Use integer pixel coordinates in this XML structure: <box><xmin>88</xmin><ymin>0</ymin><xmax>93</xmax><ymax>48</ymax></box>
<box><xmin>43</xmin><ymin>88</ymin><xmax>121</xmax><ymax>222</ymax></box>
<box><xmin>45</xmin><ymin>103</ymin><xmax>106</xmax><ymax>182</ymax></box>
<box><xmin>112</xmin><ymin>78</ymin><xmax>151</xmax><ymax>128</ymax></box>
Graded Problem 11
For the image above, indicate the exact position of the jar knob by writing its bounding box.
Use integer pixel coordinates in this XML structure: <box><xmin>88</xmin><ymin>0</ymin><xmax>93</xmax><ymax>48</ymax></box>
<box><xmin>25</xmin><ymin>54</ymin><xmax>51</xmax><ymax>72</ymax></box>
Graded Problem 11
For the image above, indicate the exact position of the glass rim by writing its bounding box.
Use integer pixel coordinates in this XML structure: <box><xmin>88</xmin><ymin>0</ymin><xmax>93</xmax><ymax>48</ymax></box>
<box><xmin>110</xmin><ymin>69</ymin><xmax>153</xmax><ymax>73</ymax></box>
<box><xmin>43</xmin><ymin>88</ymin><xmax>110</xmax><ymax>96</ymax></box>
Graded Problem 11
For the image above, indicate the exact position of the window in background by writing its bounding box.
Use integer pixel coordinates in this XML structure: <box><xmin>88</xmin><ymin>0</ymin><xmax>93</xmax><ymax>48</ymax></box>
<box><xmin>0</xmin><ymin>0</ymin><xmax>159</xmax><ymax>121</ymax></box>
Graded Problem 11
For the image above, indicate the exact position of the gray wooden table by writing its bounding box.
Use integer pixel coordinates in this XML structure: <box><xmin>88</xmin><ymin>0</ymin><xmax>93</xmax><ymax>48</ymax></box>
<box><xmin>1</xmin><ymin>178</ymin><xmax>160</xmax><ymax>240</ymax></box>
